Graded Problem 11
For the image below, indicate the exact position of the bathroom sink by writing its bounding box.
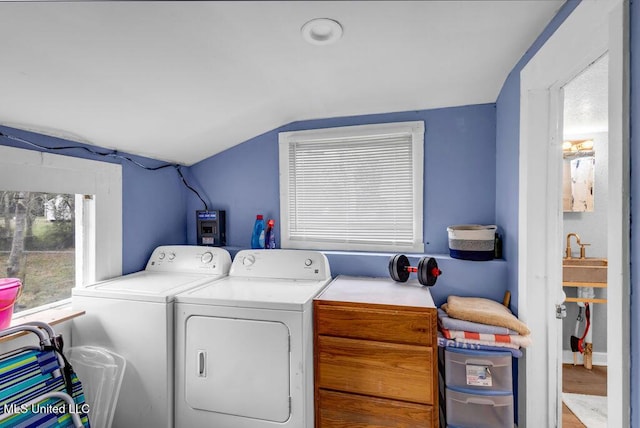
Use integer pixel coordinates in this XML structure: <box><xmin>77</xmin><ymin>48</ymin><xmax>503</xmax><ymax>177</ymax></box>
<box><xmin>562</xmin><ymin>258</ymin><xmax>607</xmax><ymax>283</ymax></box>
<box><xmin>563</xmin><ymin>258</ymin><xmax>608</xmax><ymax>267</ymax></box>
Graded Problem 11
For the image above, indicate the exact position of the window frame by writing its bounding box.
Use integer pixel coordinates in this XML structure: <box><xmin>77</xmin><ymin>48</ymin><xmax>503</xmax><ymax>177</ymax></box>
<box><xmin>278</xmin><ymin>121</ymin><xmax>424</xmax><ymax>253</ymax></box>
<box><xmin>0</xmin><ymin>145</ymin><xmax>122</xmax><ymax>313</ymax></box>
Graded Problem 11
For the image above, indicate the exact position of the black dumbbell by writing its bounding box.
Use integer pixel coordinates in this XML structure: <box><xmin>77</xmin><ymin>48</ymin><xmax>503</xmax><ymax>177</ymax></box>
<box><xmin>388</xmin><ymin>254</ymin><xmax>442</xmax><ymax>287</ymax></box>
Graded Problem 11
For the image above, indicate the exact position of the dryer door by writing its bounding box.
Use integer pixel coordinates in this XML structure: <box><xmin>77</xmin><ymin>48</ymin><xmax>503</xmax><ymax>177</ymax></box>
<box><xmin>185</xmin><ymin>316</ymin><xmax>290</xmax><ymax>422</ymax></box>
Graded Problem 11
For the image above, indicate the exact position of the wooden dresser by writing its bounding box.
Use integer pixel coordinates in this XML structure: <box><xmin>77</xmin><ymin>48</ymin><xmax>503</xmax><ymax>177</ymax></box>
<box><xmin>314</xmin><ymin>275</ymin><xmax>438</xmax><ymax>428</ymax></box>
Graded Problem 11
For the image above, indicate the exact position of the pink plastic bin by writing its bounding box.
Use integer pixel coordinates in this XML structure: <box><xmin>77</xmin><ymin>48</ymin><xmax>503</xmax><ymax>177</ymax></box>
<box><xmin>0</xmin><ymin>278</ymin><xmax>22</xmax><ymax>329</ymax></box>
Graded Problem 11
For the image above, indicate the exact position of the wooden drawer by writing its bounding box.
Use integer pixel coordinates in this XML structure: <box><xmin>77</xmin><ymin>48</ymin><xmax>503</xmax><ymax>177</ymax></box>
<box><xmin>317</xmin><ymin>335</ymin><xmax>434</xmax><ymax>404</ymax></box>
<box><xmin>315</xmin><ymin>303</ymin><xmax>434</xmax><ymax>346</ymax></box>
<box><xmin>316</xmin><ymin>389</ymin><xmax>434</xmax><ymax>428</ymax></box>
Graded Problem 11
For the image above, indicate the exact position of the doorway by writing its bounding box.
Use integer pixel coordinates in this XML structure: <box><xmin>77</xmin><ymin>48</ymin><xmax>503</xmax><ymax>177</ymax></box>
<box><xmin>560</xmin><ymin>53</ymin><xmax>609</xmax><ymax>427</ymax></box>
<box><xmin>518</xmin><ymin>1</ymin><xmax>629</xmax><ymax>427</ymax></box>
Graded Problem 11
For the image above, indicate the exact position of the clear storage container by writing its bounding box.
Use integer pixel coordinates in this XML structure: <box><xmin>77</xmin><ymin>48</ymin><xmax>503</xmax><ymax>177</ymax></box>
<box><xmin>445</xmin><ymin>387</ymin><xmax>513</xmax><ymax>428</ymax></box>
<box><xmin>67</xmin><ymin>346</ymin><xmax>126</xmax><ymax>428</ymax></box>
<box><xmin>444</xmin><ymin>348</ymin><xmax>513</xmax><ymax>392</ymax></box>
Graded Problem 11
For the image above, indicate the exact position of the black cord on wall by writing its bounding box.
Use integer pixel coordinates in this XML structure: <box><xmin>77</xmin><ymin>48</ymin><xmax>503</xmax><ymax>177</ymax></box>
<box><xmin>0</xmin><ymin>130</ymin><xmax>209</xmax><ymax>210</ymax></box>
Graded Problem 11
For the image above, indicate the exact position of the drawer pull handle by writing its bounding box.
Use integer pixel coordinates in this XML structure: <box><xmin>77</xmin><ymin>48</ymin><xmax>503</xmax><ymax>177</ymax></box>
<box><xmin>455</xmin><ymin>397</ymin><xmax>497</xmax><ymax>406</ymax></box>
<box><xmin>466</xmin><ymin>359</ymin><xmax>497</xmax><ymax>366</ymax></box>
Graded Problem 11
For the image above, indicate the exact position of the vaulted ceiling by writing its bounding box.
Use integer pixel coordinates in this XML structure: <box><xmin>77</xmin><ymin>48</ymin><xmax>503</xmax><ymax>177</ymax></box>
<box><xmin>0</xmin><ymin>1</ymin><xmax>564</xmax><ymax>165</ymax></box>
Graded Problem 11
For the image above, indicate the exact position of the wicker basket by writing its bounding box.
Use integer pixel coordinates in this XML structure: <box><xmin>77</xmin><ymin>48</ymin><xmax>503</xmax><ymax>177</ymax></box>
<box><xmin>447</xmin><ymin>225</ymin><xmax>497</xmax><ymax>261</ymax></box>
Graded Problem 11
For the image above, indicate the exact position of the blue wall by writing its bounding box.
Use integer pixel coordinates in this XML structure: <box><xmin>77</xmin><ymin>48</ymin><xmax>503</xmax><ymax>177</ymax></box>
<box><xmin>187</xmin><ymin>104</ymin><xmax>507</xmax><ymax>306</ymax></box>
<box><xmin>0</xmin><ymin>125</ymin><xmax>188</xmax><ymax>274</ymax></box>
<box><xmin>121</xmin><ymin>161</ymin><xmax>187</xmax><ymax>272</ymax></box>
<box><xmin>495</xmin><ymin>0</ymin><xmax>581</xmax><ymax>315</ymax></box>
<box><xmin>188</xmin><ymin>104</ymin><xmax>497</xmax><ymax>254</ymax></box>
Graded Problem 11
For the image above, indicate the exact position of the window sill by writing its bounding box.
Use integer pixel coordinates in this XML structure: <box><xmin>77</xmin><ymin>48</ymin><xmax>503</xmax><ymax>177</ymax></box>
<box><xmin>225</xmin><ymin>246</ymin><xmax>507</xmax><ymax>263</ymax></box>
<box><xmin>0</xmin><ymin>306</ymin><xmax>85</xmax><ymax>344</ymax></box>
<box><xmin>320</xmin><ymin>249</ymin><xmax>506</xmax><ymax>263</ymax></box>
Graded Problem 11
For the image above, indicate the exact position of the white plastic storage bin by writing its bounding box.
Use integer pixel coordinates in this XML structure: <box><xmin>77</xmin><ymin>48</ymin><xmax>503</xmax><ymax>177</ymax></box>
<box><xmin>447</xmin><ymin>224</ymin><xmax>497</xmax><ymax>261</ymax></box>
<box><xmin>444</xmin><ymin>348</ymin><xmax>513</xmax><ymax>392</ymax></box>
<box><xmin>445</xmin><ymin>387</ymin><xmax>513</xmax><ymax>428</ymax></box>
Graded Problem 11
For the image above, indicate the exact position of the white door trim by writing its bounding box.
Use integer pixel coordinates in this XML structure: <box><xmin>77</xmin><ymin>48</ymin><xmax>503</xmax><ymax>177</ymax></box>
<box><xmin>605</xmin><ymin>2</ymin><xmax>631</xmax><ymax>426</ymax></box>
<box><xmin>518</xmin><ymin>1</ymin><xmax>629</xmax><ymax>427</ymax></box>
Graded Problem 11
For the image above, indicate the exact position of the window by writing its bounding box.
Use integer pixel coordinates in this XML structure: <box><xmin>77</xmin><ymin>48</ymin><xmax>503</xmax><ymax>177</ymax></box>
<box><xmin>1</xmin><ymin>191</ymin><xmax>76</xmax><ymax>311</ymax></box>
<box><xmin>279</xmin><ymin>121</ymin><xmax>424</xmax><ymax>252</ymax></box>
<box><xmin>0</xmin><ymin>145</ymin><xmax>122</xmax><ymax>314</ymax></box>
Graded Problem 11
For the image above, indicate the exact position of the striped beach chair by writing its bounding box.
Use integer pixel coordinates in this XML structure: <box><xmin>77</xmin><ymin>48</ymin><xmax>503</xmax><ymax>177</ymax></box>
<box><xmin>0</xmin><ymin>322</ymin><xmax>89</xmax><ymax>428</ymax></box>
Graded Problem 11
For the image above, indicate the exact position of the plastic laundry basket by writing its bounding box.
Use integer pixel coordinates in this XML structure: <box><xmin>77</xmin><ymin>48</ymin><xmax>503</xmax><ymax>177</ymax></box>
<box><xmin>67</xmin><ymin>346</ymin><xmax>126</xmax><ymax>428</ymax></box>
<box><xmin>0</xmin><ymin>278</ymin><xmax>22</xmax><ymax>329</ymax></box>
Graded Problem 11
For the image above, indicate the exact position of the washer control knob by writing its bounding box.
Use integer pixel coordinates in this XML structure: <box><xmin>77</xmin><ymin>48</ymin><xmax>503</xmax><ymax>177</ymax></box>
<box><xmin>305</xmin><ymin>258</ymin><xmax>313</xmax><ymax>267</ymax></box>
<box><xmin>201</xmin><ymin>252</ymin><xmax>214</xmax><ymax>264</ymax></box>
<box><xmin>168</xmin><ymin>252</ymin><xmax>176</xmax><ymax>261</ymax></box>
<box><xmin>243</xmin><ymin>255</ymin><xmax>256</xmax><ymax>266</ymax></box>
<box><xmin>158</xmin><ymin>252</ymin><xmax>166</xmax><ymax>260</ymax></box>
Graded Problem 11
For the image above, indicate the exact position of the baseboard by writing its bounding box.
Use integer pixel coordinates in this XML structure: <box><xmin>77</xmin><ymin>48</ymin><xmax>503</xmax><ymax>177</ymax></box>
<box><xmin>562</xmin><ymin>350</ymin><xmax>607</xmax><ymax>366</ymax></box>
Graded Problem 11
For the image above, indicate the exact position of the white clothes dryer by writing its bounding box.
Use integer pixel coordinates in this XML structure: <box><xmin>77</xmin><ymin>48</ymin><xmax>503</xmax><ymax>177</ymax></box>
<box><xmin>174</xmin><ymin>249</ymin><xmax>332</xmax><ymax>428</ymax></box>
<box><xmin>72</xmin><ymin>245</ymin><xmax>231</xmax><ymax>428</ymax></box>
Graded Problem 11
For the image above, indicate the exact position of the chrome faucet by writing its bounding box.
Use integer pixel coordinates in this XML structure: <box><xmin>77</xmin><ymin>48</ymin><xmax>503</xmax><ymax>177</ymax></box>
<box><xmin>565</xmin><ymin>233</ymin><xmax>581</xmax><ymax>259</ymax></box>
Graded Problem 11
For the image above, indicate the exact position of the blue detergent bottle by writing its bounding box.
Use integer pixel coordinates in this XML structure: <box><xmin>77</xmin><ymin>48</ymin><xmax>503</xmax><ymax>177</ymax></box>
<box><xmin>265</xmin><ymin>219</ymin><xmax>276</xmax><ymax>249</ymax></box>
<box><xmin>251</xmin><ymin>215</ymin><xmax>265</xmax><ymax>249</ymax></box>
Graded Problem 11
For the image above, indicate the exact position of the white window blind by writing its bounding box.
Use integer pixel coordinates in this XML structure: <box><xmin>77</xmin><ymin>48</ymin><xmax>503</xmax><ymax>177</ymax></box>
<box><xmin>279</xmin><ymin>121</ymin><xmax>424</xmax><ymax>252</ymax></box>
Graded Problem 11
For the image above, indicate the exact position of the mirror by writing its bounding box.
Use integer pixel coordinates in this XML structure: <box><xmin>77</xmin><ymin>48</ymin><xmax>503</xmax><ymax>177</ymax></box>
<box><xmin>563</xmin><ymin>146</ymin><xmax>595</xmax><ymax>212</ymax></box>
<box><xmin>561</xmin><ymin>53</ymin><xmax>607</xmax><ymax>214</ymax></box>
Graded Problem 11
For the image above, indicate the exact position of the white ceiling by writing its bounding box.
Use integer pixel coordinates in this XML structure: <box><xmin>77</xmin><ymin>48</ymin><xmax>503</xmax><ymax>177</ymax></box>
<box><xmin>563</xmin><ymin>53</ymin><xmax>609</xmax><ymax>136</ymax></box>
<box><xmin>0</xmin><ymin>1</ymin><xmax>564</xmax><ymax>165</ymax></box>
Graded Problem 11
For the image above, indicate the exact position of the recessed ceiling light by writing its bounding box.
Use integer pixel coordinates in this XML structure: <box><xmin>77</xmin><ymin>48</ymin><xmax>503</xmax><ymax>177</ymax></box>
<box><xmin>301</xmin><ymin>18</ymin><xmax>343</xmax><ymax>46</ymax></box>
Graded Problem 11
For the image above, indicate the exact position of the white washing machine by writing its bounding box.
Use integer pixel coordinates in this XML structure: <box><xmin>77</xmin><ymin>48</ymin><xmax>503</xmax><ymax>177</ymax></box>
<box><xmin>71</xmin><ymin>245</ymin><xmax>231</xmax><ymax>428</ymax></box>
<box><xmin>174</xmin><ymin>249</ymin><xmax>332</xmax><ymax>428</ymax></box>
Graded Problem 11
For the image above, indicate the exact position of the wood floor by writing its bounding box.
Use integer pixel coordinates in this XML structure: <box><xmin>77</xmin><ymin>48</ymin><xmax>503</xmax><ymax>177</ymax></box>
<box><xmin>562</xmin><ymin>363</ymin><xmax>607</xmax><ymax>428</ymax></box>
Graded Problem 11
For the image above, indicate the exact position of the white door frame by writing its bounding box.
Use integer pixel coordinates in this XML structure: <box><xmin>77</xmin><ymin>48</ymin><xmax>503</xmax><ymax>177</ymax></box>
<box><xmin>518</xmin><ymin>1</ymin><xmax>629</xmax><ymax>427</ymax></box>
